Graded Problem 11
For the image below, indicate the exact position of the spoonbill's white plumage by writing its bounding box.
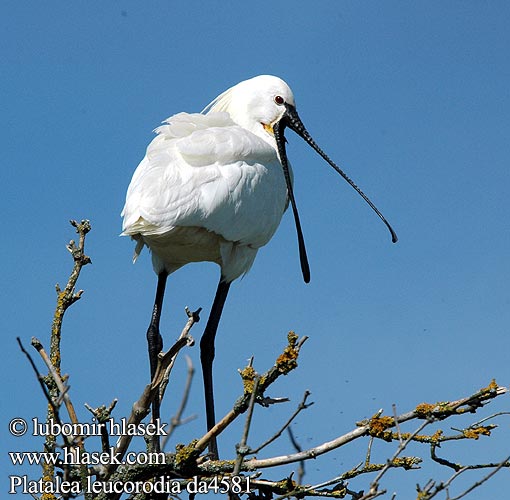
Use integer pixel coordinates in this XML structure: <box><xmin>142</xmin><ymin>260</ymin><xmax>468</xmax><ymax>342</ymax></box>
<box><xmin>122</xmin><ymin>109</ymin><xmax>289</xmax><ymax>282</ymax></box>
<box><xmin>122</xmin><ymin>75</ymin><xmax>396</xmax><ymax>457</ymax></box>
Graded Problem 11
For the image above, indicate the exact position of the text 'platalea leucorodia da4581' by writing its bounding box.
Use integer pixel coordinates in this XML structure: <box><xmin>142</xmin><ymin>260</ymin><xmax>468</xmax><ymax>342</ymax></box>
<box><xmin>121</xmin><ymin>75</ymin><xmax>397</xmax><ymax>458</ymax></box>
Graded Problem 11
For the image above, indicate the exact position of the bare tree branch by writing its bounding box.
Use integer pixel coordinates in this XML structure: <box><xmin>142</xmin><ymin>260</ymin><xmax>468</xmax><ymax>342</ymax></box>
<box><xmin>193</xmin><ymin>332</ymin><xmax>307</xmax><ymax>456</ymax></box>
<box><xmin>84</xmin><ymin>399</ymin><xmax>118</xmax><ymax>452</ymax></box>
<box><xmin>16</xmin><ymin>221</ymin><xmax>510</xmax><ymax>500</ymax></box>
<box><xmin>31</xmin><ymin>337</ymin><xmax>81</xmax><ymax>430</ymax></box>
<box><xmin>417</xmin><ymin>455</ymin><xmax>510</xmax><ymax>500</ymax></box>
<box><xmin>233</xmin><ymin>374</ymin><xmax>260</xmax><ymax>475</ymax></box>
<box><xmin>104</xmin><ymin>323</ymin><xmax>197</xmax><ymax>477</ymax></box>
<box><xmin>158</xmin><ymin>306</ymin><xmax>200</xmax><ymax>403</ymax></box>
<box><xmin>287</xmin><ymin>426</ymin><xmax>305</xmax><ymax>485</ymax></box>
<box><xmin>28</xmin><ymin>220</ymin><xmax>92</xmax><ymax>499</ymax></box>
<box><xmin>161</xmin><ymin>354</ymin><xmax>196</xmax><ymax>450</ymax></box>
<box><xmin>251</xmin><ymin>390</ymin><xmax>313</xmax><ymax>455</ymax></box>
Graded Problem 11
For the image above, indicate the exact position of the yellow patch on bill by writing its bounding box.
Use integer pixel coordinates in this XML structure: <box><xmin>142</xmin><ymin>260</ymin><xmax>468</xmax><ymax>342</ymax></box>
<box><xmin>262</xmin><ymin>122</ymin><xmax>274</xmax><ymax>136</ymax></box>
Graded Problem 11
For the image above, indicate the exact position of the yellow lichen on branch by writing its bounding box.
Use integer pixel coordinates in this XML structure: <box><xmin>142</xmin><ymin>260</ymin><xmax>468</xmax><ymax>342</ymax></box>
<box><xmin>415</xmin><ymin>402</ymin><xmax>437</xmax><ymax>418</ymax></box>
<box><xmin>174</xmin><ymin>440</ymin><xmax>200</xmax><ymax>473</ymax></box>
<box><xmin>430</xmin><ymin>429</ymin><xmax>444</xmax><ymax>443</ymax></box>
<box><xmin>368</xmin><ymin>414</ymin><xmax>395</xmax><ymax>441</ymax></box>
<box><xmin>275</xmin><ymin>331</ymin><xmax>299</xmax><ymax>374</ymax></box>
<box><xmin>239</xmin><ymin>365</ymin><xmax>257</xmax><ymax>393</ymax></box>
<box><xmin>463</xmin><ymin>426</ymin><xmax>492</xmax><ymax>440</ymax></box>
<box><xmin>480</xmin><ymin>379</ymin><xmax>498</xmax><ymax>394</ymax></box>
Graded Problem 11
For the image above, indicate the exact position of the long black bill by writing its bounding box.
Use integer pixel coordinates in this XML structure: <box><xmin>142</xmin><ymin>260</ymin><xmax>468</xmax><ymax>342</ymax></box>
<box><xmin>273</xmin><ymin>116</ymin><xmax>311</xmax><ymax>283</ymax></box>
<box><xmin>273</xmin><ymin>103</ymin><xmax>398</xmax><ymax>283</ymax></box>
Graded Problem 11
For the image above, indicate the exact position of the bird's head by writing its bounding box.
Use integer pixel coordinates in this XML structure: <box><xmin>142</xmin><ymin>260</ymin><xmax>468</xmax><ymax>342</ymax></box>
<box><xmin>205</xmin><ymin>75</ymin><xmax>397</xmax><ymax>283</ymax></box>
<box><xmin>204</xmin><ymin>74</ymin><xmax>297</xmax><ymax>143</ymax></box>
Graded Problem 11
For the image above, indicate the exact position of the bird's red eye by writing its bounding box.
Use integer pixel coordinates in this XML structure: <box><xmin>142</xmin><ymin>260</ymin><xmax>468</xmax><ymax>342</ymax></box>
<box><xmin>274</xmin><ymin>95</ymin><xmax>285</xmax><ymax>105</ymax></box>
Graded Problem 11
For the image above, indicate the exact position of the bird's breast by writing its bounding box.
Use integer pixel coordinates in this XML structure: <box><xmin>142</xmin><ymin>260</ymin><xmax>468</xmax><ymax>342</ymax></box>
<box><xmin>122</xmin><ymin>112</ymin><xmax>290</xmax><ymax>278</ymax></box>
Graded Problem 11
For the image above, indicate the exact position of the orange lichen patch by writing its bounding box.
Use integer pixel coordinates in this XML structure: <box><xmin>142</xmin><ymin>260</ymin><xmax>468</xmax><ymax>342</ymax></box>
<box><xmin>275</xmin><ymin>331</ymin><xmax>299</xmax><ymax>374</ymax></box>
<box><xmin>368</xmin><ymin>414</ymin><xmax>395</xmax><ymax>441</ymax></box>
<box><xmin>463</xmin><ymin>426</ymin><xmax>492</xmax><ymax>440</ymax></box>
<box><xmin>480</xmin><ymin>379</ymin><xmax>498</xmax><ymax>394</ymax></box>
<box><xmin>398</xmin><ymin>429</ymin><xmax>443</xmax><ymax>443</ymax></box>
<box><xmin>415</xmin><ymin>402</ymin><xmax>436</xmax><ymax>418</ymax></box>
<box><xmin>430</xmin><ymin>429</ymin><xmax>444</xmax><ymax>443</ymax></box>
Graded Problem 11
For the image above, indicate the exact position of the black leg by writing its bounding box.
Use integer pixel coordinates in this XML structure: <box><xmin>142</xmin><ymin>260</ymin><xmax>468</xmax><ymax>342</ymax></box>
<box><xmin>200</xmin><ymin>278</ymin><xmax>231</xmax><ymax>459</ymax></box>
<box><xmin>146</xmin><ymin>271</ymin><xmax>168</xmax><ymax>452</ymax></box>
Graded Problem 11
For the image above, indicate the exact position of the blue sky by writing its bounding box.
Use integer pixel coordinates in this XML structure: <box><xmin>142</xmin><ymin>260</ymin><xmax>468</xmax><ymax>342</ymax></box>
<box><xmin>3</xmin><ymin>1</ymin><xmax>510</xmax><ymax>497</ymax></box>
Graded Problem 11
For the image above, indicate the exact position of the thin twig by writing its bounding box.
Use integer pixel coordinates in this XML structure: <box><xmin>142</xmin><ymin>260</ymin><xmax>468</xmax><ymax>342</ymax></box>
<box><xmin>469</xmin><ymin>411</ymin><xmax>510</xmax><ymax>427</ymax></box>
<box><xmin>392</xmin><ymin>403</ymin><xmax>403</xmax><ymax>445</ymax></box>
<box><xmin>420</xmin><ymin>455</ymin><xmax>510</xmax><ymax>500</ymax></box>
<box><xmin>365</xmin><ymin>437</ymin><xmax>374</xmax><ymax>467</ymax></box>
<box><xmin>105</xmin><ymin>330</ymin><xmax>195</xmax><ymax>477</ymax></box>
<box><xmin>362</xmin><ymin>419</ymin><xmax>430</xmax><ymax>499</ymax></box>
<box><xmin>84</xmin><ymin>400</ymin><xmax>118</xmax><ymax>453</ymax></box>
<box><xmin>17</xmin><ymin>338</ymin><xmax>58</xmax><ymax>416</ymax></box>
<box><xmin>159</xmin><ymin>307</ymin><xmax>200</xmax><ymax>402</ymax></box>
<box><xmin>161</xmin><ymin>355</ymin><xmax>196</xmax><ymax>451</ymax></box>
<box><xmin>287</xmin><ymin>427</ymin><xmax>305</xmax><ymax>485</ymax></box>
<box><xmin>252</xmin><ymin>390</ymin><xmax>313</xmax><ymax>454</ymax></box>
<box><xmin>31</xmin><ymin>337</ymin><xmax>80</xmax><ymax>430</ymax></box>
<box><xmin>194</xmin><ymin>333</ymin><xmax>307</xmax><ymax>455</ymax></box>
<box><xmin>233</xmin><ymin>375</ymin><xmax>260</xmax><ymax>476</ymax></box>
<box><xmin>269</xmin><ymin>458</ymin><xmax>416</xmax><ymax>500</ymax></box>
<box><xmin>28</xmin><ymin>336</ymin><xmax>89</xmax><ymax>495</ymax></box>
<box><xmin>43</xmin><ymin>220</ymin><xmax>91</xmax><ymax>496</ymax></box>
<box><xmin>239</xmin><ymin>382</ymin><xmax>507</xmax><ymax>471</ymax></box>
<box><xmin>50</xmin><ymin>219</ymin><xmax>91</xmax><ymax>373</ymax></box>
<box><xmin>450</xmin><ymin>458</ymin><xmax>510</xmax><ymax>500</ymax></box>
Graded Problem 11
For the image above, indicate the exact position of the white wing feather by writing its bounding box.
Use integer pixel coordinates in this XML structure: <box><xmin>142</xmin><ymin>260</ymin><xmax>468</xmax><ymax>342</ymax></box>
<box><xmin>121</xmin><ymin>111</ymin><xmax>288</xmax><ymax>270</ymax></box>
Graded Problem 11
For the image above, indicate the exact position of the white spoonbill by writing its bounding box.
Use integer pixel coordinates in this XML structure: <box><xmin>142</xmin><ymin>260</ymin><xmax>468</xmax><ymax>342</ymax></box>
<box><xmin>121</xmin><ymin>75</ymin><xmax>397</xmax><ymax>457</ymax></box>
